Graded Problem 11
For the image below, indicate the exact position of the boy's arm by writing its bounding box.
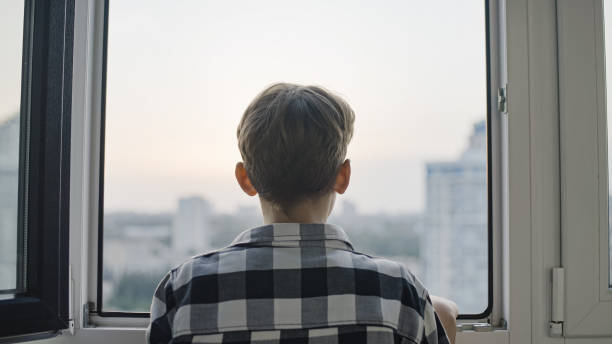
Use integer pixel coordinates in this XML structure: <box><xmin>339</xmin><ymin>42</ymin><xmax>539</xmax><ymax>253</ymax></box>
<box><xmin>430</xmin><ymin>295</ymin><xmax>458</xmax><ymax>344</ymax></box>
<box><xmin>146</xmin><ymin>272</ymin><xmax>175</xmax><ymax>344</ymax></box>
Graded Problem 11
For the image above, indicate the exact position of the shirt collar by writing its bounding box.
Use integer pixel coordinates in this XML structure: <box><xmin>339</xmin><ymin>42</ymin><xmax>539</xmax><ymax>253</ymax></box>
<box><xmin>230</xmin><ymin>223</ymin><xmax>354</xmax><ymax>250</ymax></box>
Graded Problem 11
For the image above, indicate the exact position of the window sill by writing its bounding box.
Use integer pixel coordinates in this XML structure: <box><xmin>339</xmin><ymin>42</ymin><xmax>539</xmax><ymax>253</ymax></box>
<box><xmin>33</xmin><ymin>326</ymin><xmax>509</xmax><ymax>344</ymax></box>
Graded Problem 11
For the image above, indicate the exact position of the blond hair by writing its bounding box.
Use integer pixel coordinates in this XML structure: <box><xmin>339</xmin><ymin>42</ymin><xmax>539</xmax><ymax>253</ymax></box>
<box><xmin>237</xmin><ymin>83</ymin><xmax>355</xmax><ymax>209</ymax></box>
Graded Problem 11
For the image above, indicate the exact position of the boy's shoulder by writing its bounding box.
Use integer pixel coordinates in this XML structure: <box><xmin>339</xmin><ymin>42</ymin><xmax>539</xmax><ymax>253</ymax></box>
<box><xmin>168</xmin><ymin>244</ymin><xmax>428</xmax><ymax>300</ymax></box>
<box><xmin>348</xmin><ymin>251</ymin><xmax>428</xmax><ymax>296</ymax></box>
<box><xmin>166</xmin><ymin>245</ymin><xmax>243</xmax><ymax>289</ymax></box>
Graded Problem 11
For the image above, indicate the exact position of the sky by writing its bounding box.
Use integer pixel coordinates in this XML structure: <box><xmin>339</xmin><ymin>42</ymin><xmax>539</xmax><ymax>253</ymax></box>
<box><xmin>1</xmin><ymin>0</ymin><xmax>487</xmax><ymax>214</ymax></box>
<box><xmin>103</xmin><ymin>0</ymin><xmax>487</xmax><ymax>214</ymax></box>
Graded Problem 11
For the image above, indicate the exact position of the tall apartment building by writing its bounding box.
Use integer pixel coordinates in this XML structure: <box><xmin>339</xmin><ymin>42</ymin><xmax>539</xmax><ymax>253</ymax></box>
<box><xmin>422</xmin><ymin>120</ymin><xmax>488</xmax><ymax>314</ymax></box>
<box><xmin>172</xmin><ymin>196</ymin><xmax>213</xmax><ymax>256</ymax></box>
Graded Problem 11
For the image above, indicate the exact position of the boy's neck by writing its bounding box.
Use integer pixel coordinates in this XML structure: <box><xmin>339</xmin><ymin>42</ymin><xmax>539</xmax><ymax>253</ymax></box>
<box><xmin>260</xmin><ymin>194</ymin><xmax>336</xmax><ymax>224</ymax></box>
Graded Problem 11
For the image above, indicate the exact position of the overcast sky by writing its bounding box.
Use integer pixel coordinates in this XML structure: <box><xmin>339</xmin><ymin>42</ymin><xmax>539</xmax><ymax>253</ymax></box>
<box><xmin>2</xmin><ymin>1</ymin><xmax>489</xmax><ymax>214</ymax></box>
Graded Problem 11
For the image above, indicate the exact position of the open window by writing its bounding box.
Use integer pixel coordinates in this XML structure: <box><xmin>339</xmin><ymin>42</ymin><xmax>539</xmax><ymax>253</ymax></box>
<box><xmin>0</xmin><ymin>0</ymin><xmax>73</xmax><ymax>341</ymax></box>
<box><xmin>15</xmin><ymin>0</ymin><xmax>612</xmax><ymax>342</ymax></box>
<box><xmin>93</xmin><ymin>0</ymin><xmax>495</xmax><ymax>322</ymax></box>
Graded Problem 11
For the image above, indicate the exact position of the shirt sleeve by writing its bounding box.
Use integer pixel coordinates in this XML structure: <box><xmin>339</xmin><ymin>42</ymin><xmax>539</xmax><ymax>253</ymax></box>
<box><xmin>146</xmin><ymin>271</ymin><xmax>175</xmax><ymax>344</ymax></box>
<box><xmin>421</xmin><ymin>294</ymin><xmax>450</xmax><ymax>344</ymax></box>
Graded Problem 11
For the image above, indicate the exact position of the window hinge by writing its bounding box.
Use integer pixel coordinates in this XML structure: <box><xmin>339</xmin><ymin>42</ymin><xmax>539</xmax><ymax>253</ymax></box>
<box><xmin>82</xmin><ymin>302</ymin><xmax>96</xmax><ymax>328</ymax></box>
<box><xmin>67</xmin><ymin>320</ymin><xmax>75</xmax><ymax>335</ymax></box>
<box><xmin>66</xmin><ymin>265</ymin><xmax>75</xmax><ymax>335</ymax></box>
<box><xmin>498</xmin><ymin>84</ymin><xmax>508</xmax><ymax>114</ymax></box>
<box><xmin>549</xmin><ymin>267</ymin><xmax>564</xmax><ymax>337</ymax></box>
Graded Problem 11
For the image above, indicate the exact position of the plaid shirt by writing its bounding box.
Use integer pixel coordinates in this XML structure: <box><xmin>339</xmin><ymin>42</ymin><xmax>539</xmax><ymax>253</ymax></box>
<box><xmin>147</xmin><ymin>223</ymin><xmax>450</xmax><ymax>344</ymax></box>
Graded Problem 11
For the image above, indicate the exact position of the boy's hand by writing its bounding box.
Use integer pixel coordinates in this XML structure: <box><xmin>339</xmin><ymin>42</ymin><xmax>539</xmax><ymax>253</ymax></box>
<box><xmin>430</xmin><ymin>295</ymin><xmax>459</xmax><ymax>344</ymax></box>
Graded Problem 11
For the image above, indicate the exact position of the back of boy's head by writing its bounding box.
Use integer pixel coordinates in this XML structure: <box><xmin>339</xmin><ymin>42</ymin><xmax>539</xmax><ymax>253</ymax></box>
<box><xmin>237</xmin><ymin>83</ymin><xmax>355</xmax><ymax>210</ymax></box>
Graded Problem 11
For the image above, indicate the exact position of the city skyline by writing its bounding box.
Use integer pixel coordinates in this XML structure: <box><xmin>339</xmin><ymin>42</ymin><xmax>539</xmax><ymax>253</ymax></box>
<box><xmin>100</xmin><ymin>120</ymin><xmax>488</xmax><ymax>314</ymax></box>
<box><xmin>0</xmin><ymin>112</ymin><xmax>488</xmax><ymax>218</ymax></box>
<box><xmin>0</xmin><ymin>107</ymin><xmax>490</xmax><ymax>313</ymax></box>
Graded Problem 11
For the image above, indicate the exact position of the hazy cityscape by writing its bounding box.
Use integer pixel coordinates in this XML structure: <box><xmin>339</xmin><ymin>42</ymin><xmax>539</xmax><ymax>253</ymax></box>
<box><xmin>99</xmin><ymin>119</ymin><xmax>489</xmax><ymax>314</ymax></box>
<box><xmin>4</xmin><ymin>109</ymin><xmax>612</xmax><ymax>314</ymax></box>
<box><xmin>0</xmin><ymin>115</ymin><xmax>489</xmax><ymax>313</ymax></box>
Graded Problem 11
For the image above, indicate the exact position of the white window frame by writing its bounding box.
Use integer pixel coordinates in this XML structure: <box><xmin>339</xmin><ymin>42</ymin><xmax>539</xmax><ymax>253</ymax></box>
<box><xmin>39</xmin><ymin>0</ymin><xmax>560</xmax><ymax>343</ymax></box>
<box><xmin>558</xmin><ymin>0</ymin><xmax>612</xmax><ymax>338</ymax></box>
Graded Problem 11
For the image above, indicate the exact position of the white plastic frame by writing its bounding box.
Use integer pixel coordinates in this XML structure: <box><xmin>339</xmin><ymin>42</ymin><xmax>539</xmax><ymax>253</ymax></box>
<box><xmin>558</xmin><ymin>0</ymin><xmax>612</xmax><ymax>338</ymax></box>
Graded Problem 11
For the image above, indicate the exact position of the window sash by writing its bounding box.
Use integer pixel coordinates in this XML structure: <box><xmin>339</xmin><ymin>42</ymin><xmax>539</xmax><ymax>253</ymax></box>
<box><xmin>558</xmin><ymin>0</ymin><xmax>612</xmax><ymax>337</ymax></box>
<box><xmin>0</xmin><ymin>0</ymin><xmax>73</xmax><ymax>339</ymax></box>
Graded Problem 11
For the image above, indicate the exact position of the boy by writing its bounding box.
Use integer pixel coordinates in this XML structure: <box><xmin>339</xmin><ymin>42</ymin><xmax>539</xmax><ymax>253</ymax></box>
<box><xmin>147</xmin><ymin>83</ymin><xmax>458</xmax><ymax>344</ymax></box>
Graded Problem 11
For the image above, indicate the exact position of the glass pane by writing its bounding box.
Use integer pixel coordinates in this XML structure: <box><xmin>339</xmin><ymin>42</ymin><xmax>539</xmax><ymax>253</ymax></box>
<box><xmin>103</xmin><ymin>0</ymin><xmax>487</xmax><ymax>314</ymax></box>
<box><xmin>605</xmin><ymin>0</ymin><xmax>612</xmax><ymax>288</ymax></box>
<box><xmin>0</xmin><ymin>1</ymin><xmax>24</xmax><ymax>293</ymax></box>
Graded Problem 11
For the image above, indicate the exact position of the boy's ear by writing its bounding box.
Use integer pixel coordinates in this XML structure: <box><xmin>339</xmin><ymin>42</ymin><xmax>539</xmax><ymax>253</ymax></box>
<box><xmin>235</xmin><ymin>162</ymin><xmax>258</xmax><ymax>196</ymax></box>
<box><xmin>333</xmin><ymin>159</ymin><xmax>351</xmax><ymax>194</ymax></box>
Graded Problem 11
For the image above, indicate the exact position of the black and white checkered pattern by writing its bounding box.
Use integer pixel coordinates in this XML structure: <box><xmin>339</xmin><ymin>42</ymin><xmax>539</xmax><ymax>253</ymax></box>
<box><xmin>147</xmin><ymin>223</ymin><xmax>450</xmax><ymax>344</ymax></box>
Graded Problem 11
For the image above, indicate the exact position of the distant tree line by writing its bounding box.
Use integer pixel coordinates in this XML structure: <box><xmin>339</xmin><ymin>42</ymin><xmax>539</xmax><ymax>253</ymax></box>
<box><xmin>107</xmin><ymin>270</ymin><xmax>168</xmax><ymax>312</ymax></box>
